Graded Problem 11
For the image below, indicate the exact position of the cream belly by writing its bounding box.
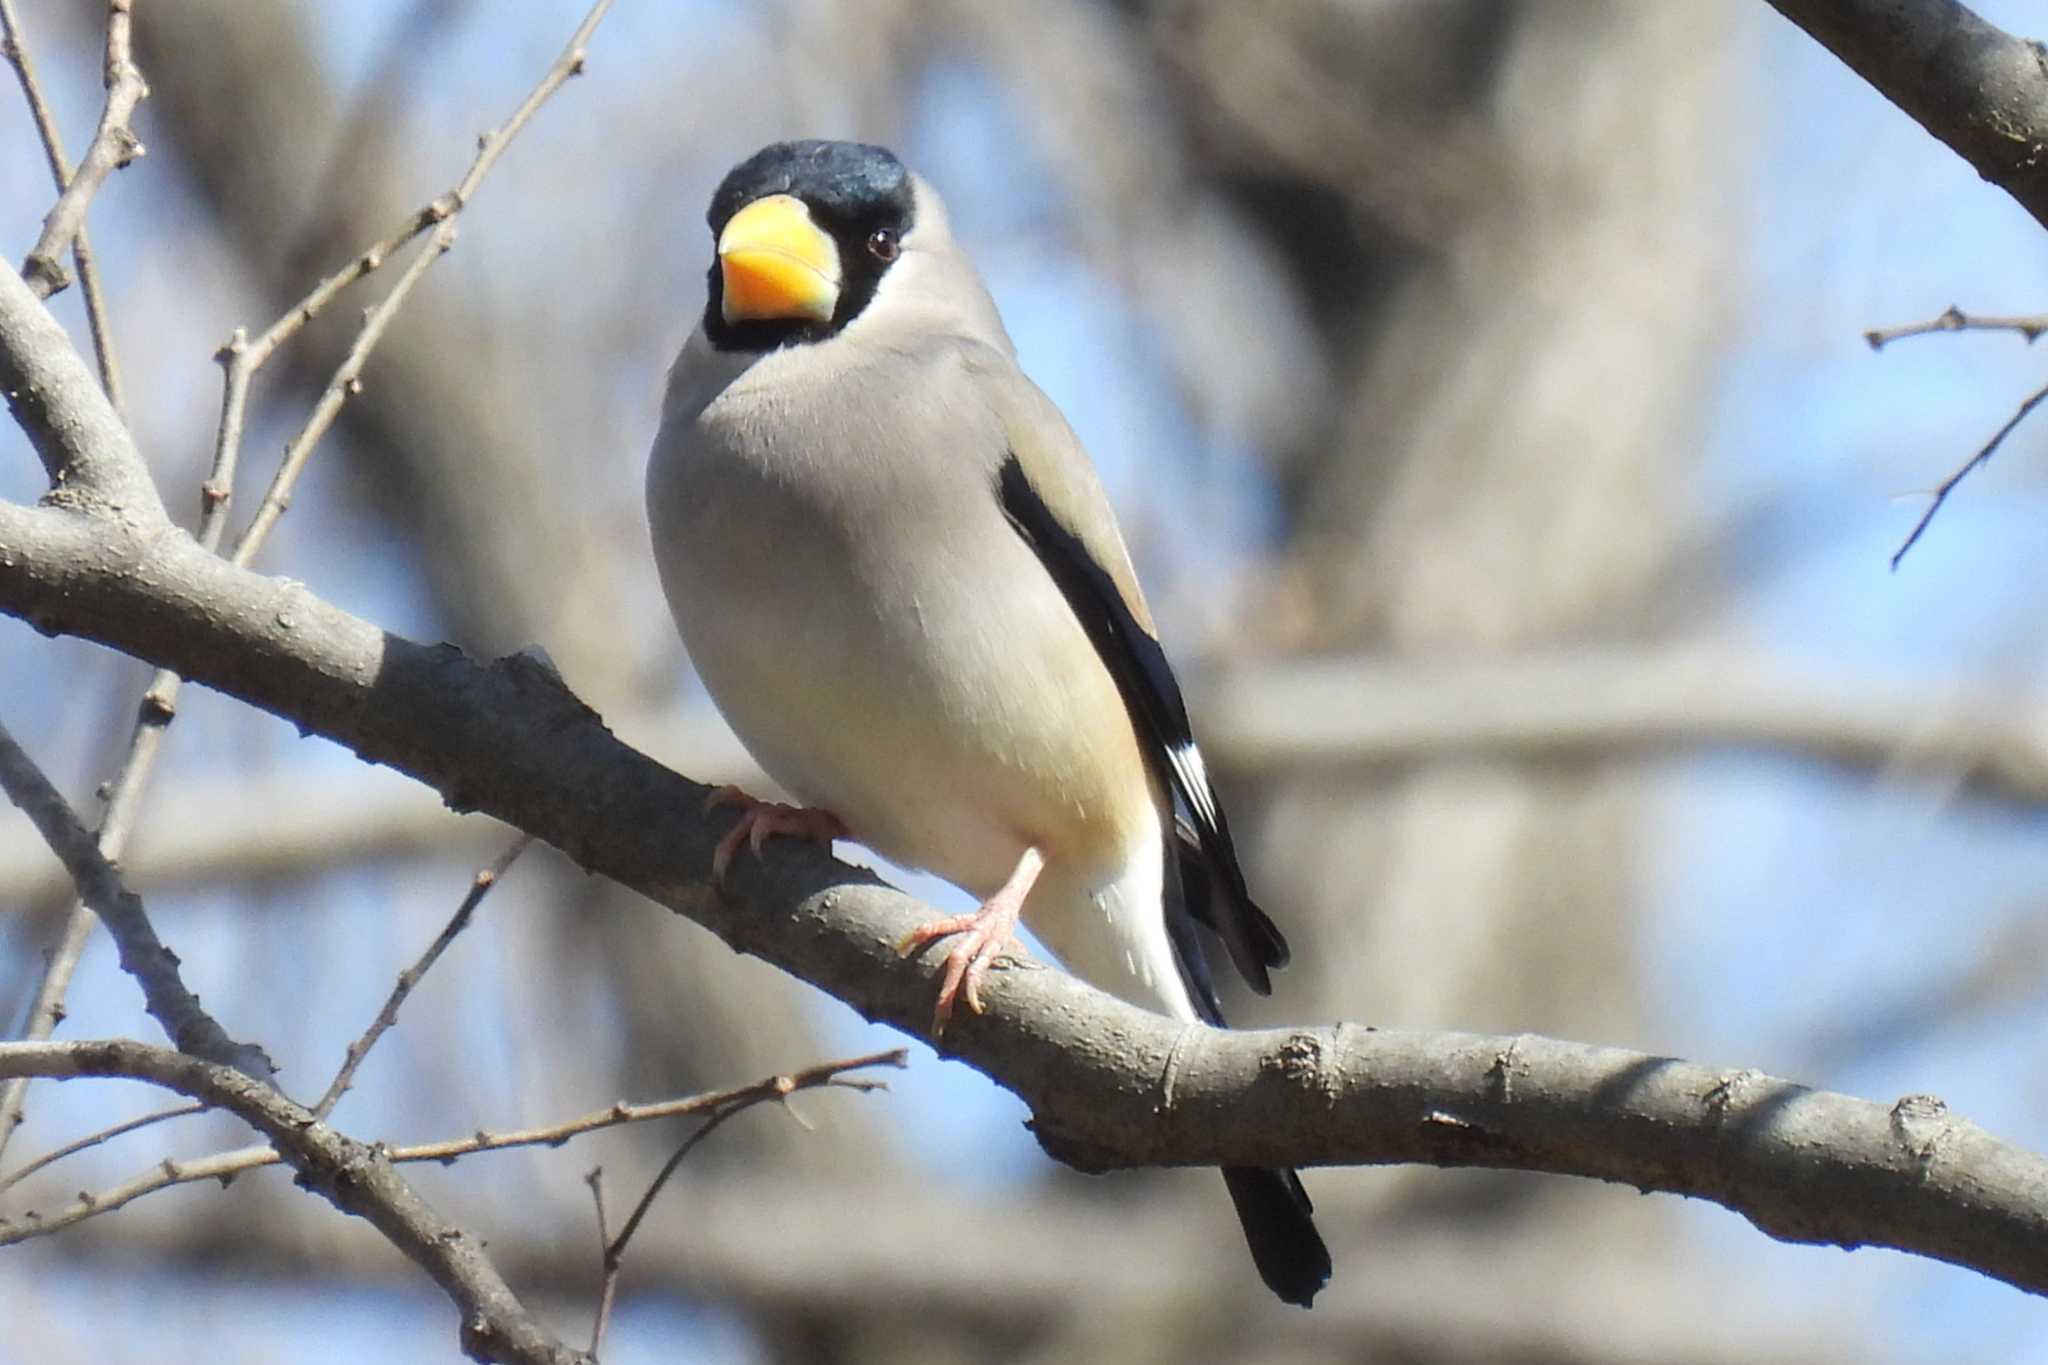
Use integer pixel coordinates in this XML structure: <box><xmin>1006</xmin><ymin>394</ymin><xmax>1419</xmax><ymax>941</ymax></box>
<box><xmin>652</xmin><ymin>447</ymin><xmax>1151</xmax><ymax>904</ymax></box>
<box><xmin>647</xmin><ymin>329</ymin><xmax>1192</xmax><ymax>1017</ymax></box>
<box><xmin>676</xmin><ymin>545</ymin><xmax>1144</xmax><ymax>892</ymax></box>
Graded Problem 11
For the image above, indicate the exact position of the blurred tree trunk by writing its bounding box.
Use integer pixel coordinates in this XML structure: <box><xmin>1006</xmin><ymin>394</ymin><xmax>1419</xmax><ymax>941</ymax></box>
<box><xmin>1241</xmin><ymin>0</ymin><xmax>1738</xmax><ymax>1318</ymax></box>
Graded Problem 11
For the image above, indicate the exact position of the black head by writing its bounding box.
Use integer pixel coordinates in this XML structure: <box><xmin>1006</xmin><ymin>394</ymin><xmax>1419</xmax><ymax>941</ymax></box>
<box><xmin>703</xmin><ymin>140</ymin><xmax>917</xmax><ymax>353</ymax></box>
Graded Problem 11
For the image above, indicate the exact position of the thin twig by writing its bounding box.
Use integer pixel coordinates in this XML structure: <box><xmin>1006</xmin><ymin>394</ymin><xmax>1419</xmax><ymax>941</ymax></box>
<box><xmin>228</xmin><ymin>224</ymin><xmax>453</xmax><ymax>565</ymax></box>
<box><xmin>0</xmin><ymin>1049</ymin><xmax>905</xmax><ymax>1247</ymax></box>
<box><xmin>21</xmin><ymin>0</ymin><xmax>147</xmax><ymax>301</ymax></box>
<box><xmin>586</xmin><ymin>1168</ymin><xmax>616</xmax><ymax>1360</ymax></box>
<box><xmin>0</xmin><ymin>0</ymin><xmax>67</xmax><ymax>188</ymax></box>
<box><xmin>1866</xmin><ymin>304</ymin><xmax>2048</xmax><ymax>351</ymax></box>
<box><xmin>225</xmin><ymin>0</ymin><xmax>612</xmax><ymax>567</ymax></box>
<box><xmin>0</xmin><ymin>0</ymin><xmax>611</xmax><ymax>1168</ymax></box>
<box><xmin>0</xmin><ymin>1101</ymin><xmax>201</xmax><ymax>1192</ymax></box>
<box><xmin>312</xmin><ymin>835</ymin><xmax>533</xmax><ymax>1120</ymax></box>
<box><xmin>0</xmin><ymin>717</ymin><xmax>272</xmax><ymax>1081</ymax></box>
<box><xmin>1</xmin><ymin>322</ymin><xmax>292</xmax><ymax>1163</ymax></box>
<box><xmin>600</xmin><ymin>1048</ymin><xmax>900</xmax><ymax>1278</ymax></box>
<box><xmin>1891</xmin><ymin>373</ymin><xmax>2048</xmax><ymax>569</ymax></box>
<box><xmin>0</xmin><ymin>671</ymin><xmax>190</xmax><ymax>1168</ymax></box>
<box><xmin>0</xmin><ymin>1039</ymin><xmax>582</xmax><ymax>1362</ymax></box>
<box><xmin>0</xmin><ymin>0</ymin><xmax>127</xmax><ymax>412</ymax></box>
<box><xmin>604</xmin><ymin>1110</ymin><xmax>748</xmax><ymax>1273</ymax></box>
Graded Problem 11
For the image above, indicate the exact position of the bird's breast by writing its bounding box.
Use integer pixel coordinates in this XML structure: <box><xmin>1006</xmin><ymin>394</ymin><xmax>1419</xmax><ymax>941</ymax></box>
<box><xmin>647</xmin><ymin>386</ymin><xmax>1155</xmax><ymax>899</ymax></box>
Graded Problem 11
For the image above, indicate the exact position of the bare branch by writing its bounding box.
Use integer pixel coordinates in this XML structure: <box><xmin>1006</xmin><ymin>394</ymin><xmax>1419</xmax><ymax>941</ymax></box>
<box><xmin>1865</xmin><ymin>303</ymin><xmax>2048</xmax><ymax>350</ymax></box>
<box><xmin>0</xmin><ymin>1101</ymin><xmax>201</xmax><ymax>1192</ymax></box>
<box><xmin>0</xmin><ymin>0</ymin><xmax>68</xmax><ymax>189</ymax></box>
<box><xmin>0</xmin><ymin>1048</ymin><xmax>904</xmax><ymax>1248</ymax></box>
<box><xmin>1763</xmin><ymin>0</ymin><xmax>2048</xmax><ymax>235</ymax></box>
<box><xmin>5</xmin><ymin>483</ymin><xmax>2048</xmax><ymax>1292</ymax></box>
<box><xmin>0</xmin><ymin>1039</ymin><xmax>582</xmax><ymax>1365</ymax></box>
<box><xmin>20</xmin><ymin>0</ymin><xmax>147</xmax><ymax>300</ymax></box>
<box><xmin>0</xmin><ymin>0</ymin><xmax>612</xmax><ymax>1168</ymax></box>
<box><xmin>1891</xmin><ymin>372</ymin><xmax>2048</xmax><ymax>567</ymax></box>
<box><xmin>584</xmin><ymin>1169</ymin><xmax>615</xmax><ymax>1360</ymax></box>
<box><xmin>224</xmin><ymin>0</ymin><xmax>612</xmax><ymax>566</ymax></box>
<box><xmin>0</xmin><ymin>0</ymin><xmax>126</xmax><ymax>411</ymax></box>
<box><xmin>0</xmin><ymin>716</ymin><xmax>272</xmax><ymax>1079</ymax></box>
<box><xmin>16</xmin><ymin>649</ymin><xmax>2048</xmax><ymax>918</ymax></box>
<box><xmin>312</xmin><ymin>835</ymin><xmax>533</xmax><ymax>1120</ymax></box>
<box><xmin>0</xmin><ymin>244</ymin><xmax>162</xmax><ymax>515</ymax></box>
<box><xmin>7</xmin><ymin>16</ymin><xmax>2048</xmax><ymax>1297</ymax></box>
<box><xmin>1856</xmin><ymin>303</ymin><xmax>2048</xmax><ymax>567</ymax></box>
<box><xmin>596</xmin><ymin>1051</ymin><xmax>906</xmax><ymax>1325</ymax></box>
<box><xmin>0</xmin><ymin>902</ymin><xmax>97</xmax><ymax>1166</ymax></box>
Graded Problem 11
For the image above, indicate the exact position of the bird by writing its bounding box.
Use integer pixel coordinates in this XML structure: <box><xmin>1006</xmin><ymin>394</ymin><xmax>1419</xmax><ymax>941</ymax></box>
<box><xmin>646</xmin><ymin>138</ymin><xmax>1332</xmax><ymax>1308</ymax></box>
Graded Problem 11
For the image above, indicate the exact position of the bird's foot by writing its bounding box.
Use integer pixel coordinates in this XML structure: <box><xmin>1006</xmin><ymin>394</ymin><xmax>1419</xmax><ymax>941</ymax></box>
<box><xmin>705</xmin><ymin>786</ymin><xmax>848</xmax><ymax>883</ymax></box>
<box><xmin>895</xmin><ymin>847</ymin><xmax>1044</xmax><ymax>1033</ymax></box>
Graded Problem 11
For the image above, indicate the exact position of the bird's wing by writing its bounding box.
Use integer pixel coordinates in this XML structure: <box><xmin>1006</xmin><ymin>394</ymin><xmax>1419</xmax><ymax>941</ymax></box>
<box><xmin>985</xmin><ymin>367</ymin><xmax>1290</xmax><ymax>993</ymax></box>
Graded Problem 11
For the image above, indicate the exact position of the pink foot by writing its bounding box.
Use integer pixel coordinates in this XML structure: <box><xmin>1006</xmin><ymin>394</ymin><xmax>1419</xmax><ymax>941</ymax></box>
<box><xmin>705</xmin><ymin>785</ymin><xmax>848</xmax><ymax>883</ymax></box>
<box><xmin>895</xmin><ymin>847</ymin><xmax>1044</xmax><ymax>1033</ymax></box>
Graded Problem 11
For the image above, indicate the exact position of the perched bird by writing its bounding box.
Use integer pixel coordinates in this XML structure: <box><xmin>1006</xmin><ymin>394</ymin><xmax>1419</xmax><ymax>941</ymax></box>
<box><xmin>646</xmin><ymin>139</ymin><xmax>1331</xmax><ymax>1307</ymax></box>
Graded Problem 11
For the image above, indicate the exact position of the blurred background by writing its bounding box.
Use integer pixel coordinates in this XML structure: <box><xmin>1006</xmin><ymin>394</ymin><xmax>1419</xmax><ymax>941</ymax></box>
<box><xmin>4</xmin><ymin>1</ymin><xmax>2048</xmax><ymax>1361</ymax></box>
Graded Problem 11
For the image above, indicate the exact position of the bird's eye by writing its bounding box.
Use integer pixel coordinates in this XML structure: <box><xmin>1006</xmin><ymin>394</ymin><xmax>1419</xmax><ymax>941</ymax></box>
<box><xmin>867</xmin><ymin>228</ymin><xmax>899</xmax><ymax>261</ymax></box>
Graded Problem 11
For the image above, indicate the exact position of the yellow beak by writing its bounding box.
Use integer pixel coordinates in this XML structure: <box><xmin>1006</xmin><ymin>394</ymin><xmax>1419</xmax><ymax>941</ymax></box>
<box><xmin>717</xmin><ymin>194</ymin><xmax>842</xmax><ymax>325</ymax></box>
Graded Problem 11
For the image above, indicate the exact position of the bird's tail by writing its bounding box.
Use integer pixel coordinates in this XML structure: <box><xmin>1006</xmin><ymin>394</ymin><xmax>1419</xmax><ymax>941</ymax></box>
<box><xmin>1222</xmin><ymin>1165</ymin><xmax>1331</xmax><ymax>1308</ymax></box>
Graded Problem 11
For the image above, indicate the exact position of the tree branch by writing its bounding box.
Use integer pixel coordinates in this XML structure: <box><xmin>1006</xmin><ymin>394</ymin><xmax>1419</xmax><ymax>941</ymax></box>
<box><xmin>1762</xmin><ymin>0</ymin><xmax>2048</xmax><ymax>235</ymax></box>
<box><xmin>0</xmin><ymin>716</ymin><xmax>271</xmax><ymax>1079</ymax></box>
<box><xmin>6</xmin><ymin>253</ymin><xmax>2048</xmax><ymax>1298</ymax></box>
<box><xmin>1891</xmin><ymin>370</ymin><xmax>2048</xmax><ymax>566</ymax></box>
<box><xmin>312</xmin><ymin>836</ymin><xmax>531</xmax><ymax>1120</ymax></box>
<box><xmin>0</xmin><ymin>0</ymin><xmax>127</xmax><ymax>411</ymax></box>
<box><xmin>0</xmin><ymin>1039</ymin><xmax>581</xmax><ymax>1365</ymax></box>
<box><xmin>9</xmin><ymin>647</ymin><xmax>2048</xmax><ymax>916</ymax></box>
<box><xmin>0</xmin><ymin>245</ymin><xmax>162</xmax><ymax>515</ymax></box>
<box><xmin>20</xmin><ymin>0</ymin><xmax>147</xmax><ymax>300</ymax></box>
<box><xmin>0</xmin><ymin>1046</ymin><xmax>903</xmax><ymax>1248</ymax></box>
<box><xmin>1866</xmin><ymin>302</ymin><xmax>2048</xmax><ymax>349</ymax></box>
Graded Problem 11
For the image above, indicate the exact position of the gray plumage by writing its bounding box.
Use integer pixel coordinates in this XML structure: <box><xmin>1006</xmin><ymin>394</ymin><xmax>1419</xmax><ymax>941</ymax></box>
<box><xmin>647</xmin><ymin>140</ymin><xmax>1329</xmax><ymax>1307</ymax></box>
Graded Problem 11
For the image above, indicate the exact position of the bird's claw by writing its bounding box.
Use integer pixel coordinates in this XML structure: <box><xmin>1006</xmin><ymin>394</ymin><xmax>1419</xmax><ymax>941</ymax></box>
<box><xmin>896</xmin><ymin>902</ymin><xmax>1026</xmax><ymax>1035</ymax></box>
<box><xmin>705</xmin><ymin>786</ymin><xmax>846</xmax><ymax>883</ymax></box>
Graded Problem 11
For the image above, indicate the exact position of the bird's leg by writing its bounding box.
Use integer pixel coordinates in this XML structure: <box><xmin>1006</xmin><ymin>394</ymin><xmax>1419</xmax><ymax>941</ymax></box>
<box><xmin>704</xmin><ymin>785</ymin><xmax>848</xmax><ymax>883</ymax></box>
<box><xmin>895</xmin><ymin>846</ymin><xmax>1044</xmax><ymax>1032</ymax></box>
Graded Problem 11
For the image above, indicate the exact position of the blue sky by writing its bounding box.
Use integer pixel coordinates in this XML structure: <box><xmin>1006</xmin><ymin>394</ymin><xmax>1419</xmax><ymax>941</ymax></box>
<box><xmin>8</xmin><ymin>2</ymin><xmax>2048</xmax><ymax>1360</ymax></box>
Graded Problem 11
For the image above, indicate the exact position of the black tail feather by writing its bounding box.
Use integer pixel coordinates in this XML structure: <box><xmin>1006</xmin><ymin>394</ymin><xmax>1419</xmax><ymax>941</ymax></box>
<box><xmin>1175</xmin><ymin>815</ymin><xmax>1289</xmax><ymax>992</ymax></box>
<box><xmin>1222</xmin><ymin>1166</ymin><xmax>1330</xmax><ymax>1308</ymax></box>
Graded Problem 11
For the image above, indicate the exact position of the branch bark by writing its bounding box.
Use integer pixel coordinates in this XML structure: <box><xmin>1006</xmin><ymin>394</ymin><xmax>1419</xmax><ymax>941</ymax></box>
<box><xmin>1763</xmin><ymin>0</ymin><xmax>2048</xmax><ymax>233</ymax></box>
<box><xmin>0</xmin><ymin>1040</ymin><xmax>581</xmax><ymax>1365</ymax></box>
<box><xmin>6</xmin><ymin>260</ymin><xmax>2048</xmax><ymax>1300</ymax></box>
<box><xmin>19</xmin><ymin>0</ymin><xmax>147</xmax><ymax>300</ymax></box>
<box><xmin>0</xmin><ymin>717</ymin><xmax>270</xmax><ymax>1078</ymax></box>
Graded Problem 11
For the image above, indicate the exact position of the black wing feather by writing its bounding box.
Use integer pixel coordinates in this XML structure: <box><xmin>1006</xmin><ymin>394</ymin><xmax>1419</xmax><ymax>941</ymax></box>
<box><xmin>995</xmin><ymin>456</ymin><xmax>1289</xmax><ymax>993</ymax></box>
<box><xmin>996</xmin><ymin>457</ymin><xmax>1330</xmax><ymax>1307</ymax></box>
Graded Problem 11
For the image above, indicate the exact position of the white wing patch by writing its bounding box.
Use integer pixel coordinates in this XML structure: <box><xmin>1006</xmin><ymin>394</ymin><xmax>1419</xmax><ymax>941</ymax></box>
<box><xmin>1170</xmin><ymin>740</ymin><xmax>1219</xmax><ymax>833</ymax></box>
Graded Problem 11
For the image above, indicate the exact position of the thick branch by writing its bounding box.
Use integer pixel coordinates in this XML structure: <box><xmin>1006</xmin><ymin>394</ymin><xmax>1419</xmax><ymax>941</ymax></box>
<box><xmin>7</xmin><ymin>242</ymin><xmax>2048</xmax><ymax>1299</ymax></box>
<box><xmin>1763</xmin><ymin>0</ymin><xmax>2048</xmax><ymax>234</ymax></box>
<box><xmin>8</xmin><ymin>648</ymin><xmax>2048</xmax><ymax>911</ymax></box>
<box><xmin>0</xmin><ymin>1040</ymin><xmax>579</xmax><ymax>1365</ymax></box>
<box><xmin>5</xmin><ymin>488</ymin><xmax>2048</xmax><ymax>1299</ymax></box>
<box><xmin>0</xmin><ymin>262</ymin><xmax>162</xmax><ymax>515</ymax></box>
